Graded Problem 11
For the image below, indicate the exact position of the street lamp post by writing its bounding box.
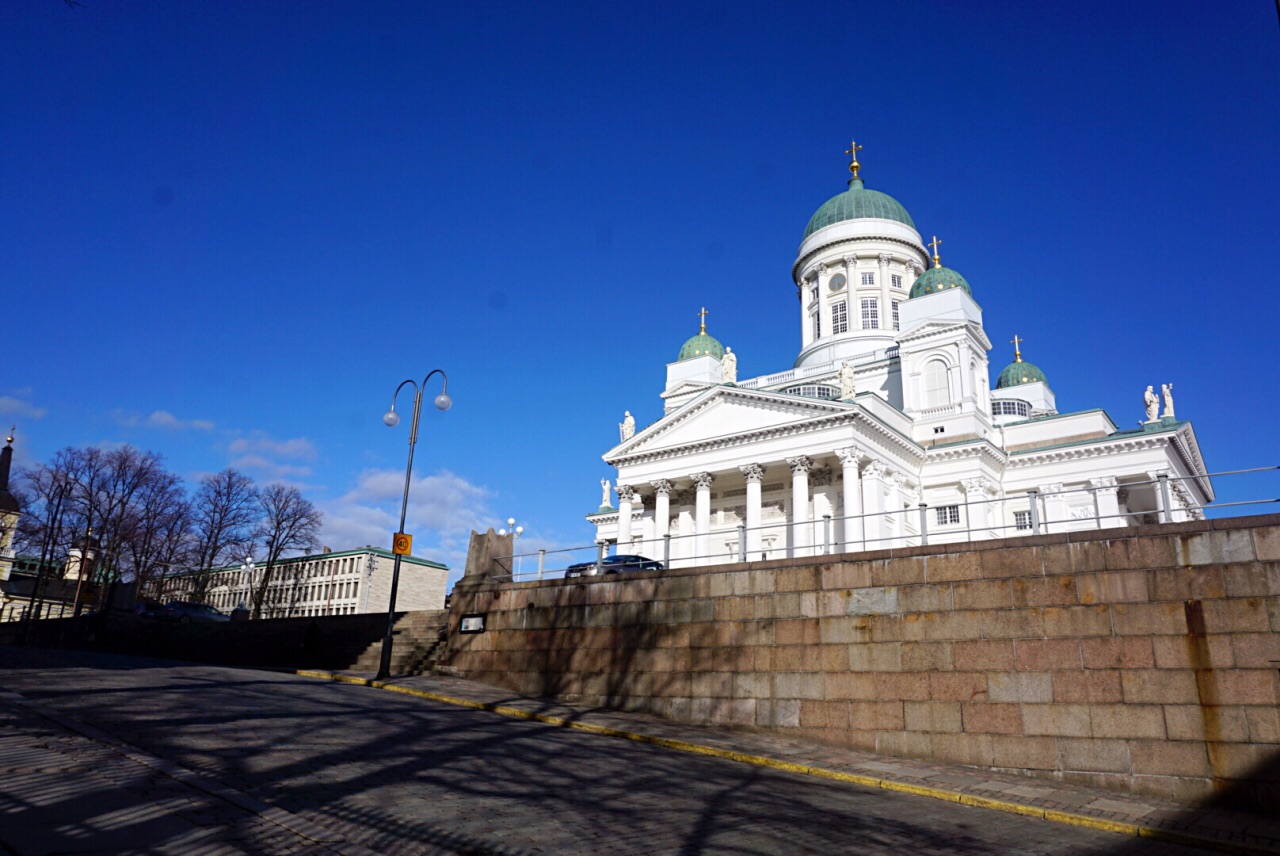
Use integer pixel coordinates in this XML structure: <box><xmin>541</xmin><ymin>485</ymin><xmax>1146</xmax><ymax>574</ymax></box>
<box><xmin>377</xmin><ymin>369</ymin><xmax>451</xmax><ymax>681</ymax></box>
<box><xmin>498</xmin><ymin>517</ymin><xmax>524</xmax><ymax>578</ymax></box>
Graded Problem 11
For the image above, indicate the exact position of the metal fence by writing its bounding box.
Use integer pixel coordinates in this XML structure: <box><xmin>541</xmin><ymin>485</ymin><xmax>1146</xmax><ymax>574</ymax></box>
<box><xmin>493</xmin><ymin>466</ymin><xmax>1278</xmax><ymax>583</ymax></box>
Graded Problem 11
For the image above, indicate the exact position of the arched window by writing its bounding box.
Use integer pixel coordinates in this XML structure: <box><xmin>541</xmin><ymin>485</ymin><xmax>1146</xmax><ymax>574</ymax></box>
<box><xmin>924</xmin><ymin>359</ymin><xmax>951</xmax><ymax>408</ymax></box>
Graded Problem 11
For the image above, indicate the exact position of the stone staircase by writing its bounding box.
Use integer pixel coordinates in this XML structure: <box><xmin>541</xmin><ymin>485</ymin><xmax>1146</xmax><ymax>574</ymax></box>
<box><xmin>350</xmin><ymin>610</ymin><xmax>450</xmax><ymax>676</ymax></box>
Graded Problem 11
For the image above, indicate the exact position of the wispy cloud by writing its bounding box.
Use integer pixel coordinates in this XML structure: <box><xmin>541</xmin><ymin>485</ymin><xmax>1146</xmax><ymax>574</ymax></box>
<box><xmin>112</xmin><ymin>409</ymin><xmax>215</xmax><ymax>431</ymax></box>
<box><xmin>0</xmin><ymin>396</ymin><xmax>46</xmax><ymax>420</ymax></box>
<box><xmin>227</xmin><ymin>431</ymin><xmax>317</xmax><ymax>481</ymax></box>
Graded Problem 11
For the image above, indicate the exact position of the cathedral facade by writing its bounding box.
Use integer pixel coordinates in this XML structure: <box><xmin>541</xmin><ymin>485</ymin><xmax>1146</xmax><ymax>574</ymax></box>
<box><xmin>588</xmin><ymin>147</ymin><xmax>1211</xmax><ymax>565</ymax></box>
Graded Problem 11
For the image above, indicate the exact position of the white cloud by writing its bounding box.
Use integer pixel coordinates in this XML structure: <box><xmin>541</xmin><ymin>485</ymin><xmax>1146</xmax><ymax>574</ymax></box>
<box><xmin>145</xmin><ymin>410</ymin><xmax>215</xmax><ymax>431</ymax></box>
<box><xmin>0</xmin><ymin>396</ymin><xmax>46</xmax><ymax>420</ymax></box>
<box><xmin>226</xmin><ymin>431</ymin><xmax>317</xmax><ymax>481</ymax></box>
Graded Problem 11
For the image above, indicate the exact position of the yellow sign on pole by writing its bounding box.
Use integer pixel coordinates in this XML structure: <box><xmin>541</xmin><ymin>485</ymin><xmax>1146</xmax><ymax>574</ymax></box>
<box><xmin>392</xmin><ymin>532</ymin><xmax>413</xmax><ymax>556</ymax></box>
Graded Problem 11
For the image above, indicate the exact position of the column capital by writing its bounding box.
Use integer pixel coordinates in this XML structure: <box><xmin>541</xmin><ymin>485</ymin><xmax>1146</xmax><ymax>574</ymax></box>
<box><xmin>909</xmin><ymin>260</ymin><xmax>924</xmax><ymax>275</ymax></box>
<box><xmin>863</xmin><ymin>461</ymin><xmax>891</xmax><ymax>482</ymax></box>
<box><xmin>815</xmin><ymin>262</ymin><xmax>828</xmax><ymax>275</ymax></box>
<box><xmin>690</xmin><ymin>471</ymin><xmax>715</xmax><ymax>490</ymax></box>
<box><xmin>810</xmin><ymin>465</ymin><xmax>834</xmax><ymax>487</ymax></box>
<box><xmin>962</xmin><ymin>477</ymin><xmax>996</xmax><ymax>496</ymax></box>
<box><xmin>739</xmin><ymin>463</ymin><xmax>765</xmax><ymax>483</ymax></box>
<box><xmin>877</xmin><ymin>252</ymin><xmax>892</xmax><ymax>266</ymax></box>
<box><xmin>1088</xmin><ymin>476</ymin><xmax>1118</xmax><ymax>490</ymax></box>
<box><xmin>615</xmin><ymin>484</ymin><xmax>636</xmax><ymax>502</ymax></box>
<box><xmin>842</xmin><ymin>254</ymin><xmax>858</xmax><ymax>268</ymax></box>
<box><xmin>650</xmin><ymin>478</ymin><xmax>674</xmax><ymax>496</ymax></box>
<box><xmin>1038</xmin><ymin>482</ymin><xmax>1065</xmax><ymax>495</ymax></box>
<box><xmin>836</xmin><ymin>446</ymin><xmax>863</xmax><ymax>468</ymax></box>
<box><xmin>786</xmin><ymin>455</ymin><xmax>813</xmax><ymax>476</ymax></box>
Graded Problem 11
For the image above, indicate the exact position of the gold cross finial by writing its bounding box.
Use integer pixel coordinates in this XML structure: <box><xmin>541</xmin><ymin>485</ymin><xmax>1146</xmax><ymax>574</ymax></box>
<box><xmin>928</xmin><ymin>235</ymin><xmax>942</xmax><ymax>266</ymax></box>
<box><xmin>845</xmin><ymin>139</ymin><xmax>863</xmax><ymax>177</ymax></box>
<box><xmin>1011</xmin><ymin>335</ymin><xmax>1023</xmax><ymax>362</ymax></box>
<box><xmin>698</xmin><ymin>306</ymin><xmax>708</xmax><ymax>334</ymax></box>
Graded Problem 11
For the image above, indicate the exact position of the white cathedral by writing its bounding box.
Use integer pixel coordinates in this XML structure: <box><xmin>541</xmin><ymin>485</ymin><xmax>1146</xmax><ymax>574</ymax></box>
<box><xmin>588</xmin><ymin>144</ymin><xmax>1211</xmax><ymax>565</ymax></box>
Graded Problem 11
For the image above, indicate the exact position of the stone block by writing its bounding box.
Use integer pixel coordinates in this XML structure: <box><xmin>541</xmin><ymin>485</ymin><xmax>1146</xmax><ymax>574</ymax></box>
<box><xmin>1230</xmin><ymin>633</ymin><xmax>1280</xmax><ymax>668</ymax></box>
<box><xmin>988</xmin><ymin>671</ymin><xmax>1053</xmax><ymax>703</ymax></box>
<box><xmin>1148</xmin><ymin>566</ymin><xmax>1226</xmax><ymax>601</ymax></box>
<box><xmin>1130</xmin><ymin>739</ymin><xmax>1211</xmax><ymax>777</ymax></box>
<box><xmin>1021</xmin><ymin>702</ymin><xmax>1091</xmax><ymax>737</ymax></box>
<box><xmin>1043</xmin><ymin>604</ymin><xmax>1112</xmax><ymax>638</ymax></box>
<box><xmin>715</xmin><ymin>596</ymin><xmax>757</xmax><ymax>622</ymax></box>
<box><xmin>1058</xmin><ymin>737</ymin><xmax>1132</xmax><ymax>774</ymax></box>
<box><xmin>825</xmin><ymin>671</ymin><xmax>878</xmax><ymax>701</ymax></box>
<box><xmin>875</xmin><ymin>557</ymin><xmax>926</xmax><ymax>586</ymax></box>
<box><xmin>1080</xmin><ymin>637</ymin><xmax>1155</xmax><ymax>669</ymax></box>
<box><xmin>1222</xmin><ymin>562</ymin><xmax>1280</xmax><ymax>598</ymax></box>
<box><xmin>904</xmin><ymin>701</ymin><xmax>962</xmax><ymax>734</ymax></box>
<box><xmin>731</xmin><ymin>672</ymin><xmax>769</xmax><ymax>699</ymax></box>
<box><xmin>1090</xmin><ymin>703</ymin><xmax>1167</xmax><ymax>739</ymax></box>
<box><xmin>1176</xmin><ymin>530</ymin><xmax>1256</xmax><ymax>566</ymax></box>
<box><xmin>1206</xmin><ymin>743</ymin><xmax>1280</xmax><ymax>782</ymax></box>
<box><xmin>774</xmin><ymin>671</ymin><xmax>825</xmax><ymax>700</ymax></box>
<box><xmin>993</xmin><ymin>736</ymin><xmax>1059</xmax><ymax>771</ymax></box>
<box><xmin>1245</xmin><ymin>706</ymin><xmax>1280</xmax><ymax>742</ymax></box>
<box><xmin>799</xmin><ymin>591</ymin><xmax>819</xmax><ymax>618</ymax></box>
<box><xmin>901</xmin><ymin>641</ymin><xmax>953</xmax><ymax>671</ymax></box>
<box><xmin>736</xmin><ymin>569</ymin><xmax>777</xmax><ymax>595</ymax></box>
<box><xmin>1201</xmin><ymin>597</ymin><xmax>1271</xmax><ymax>633</ymax></box>
<box><xmin>1111</xmin><ymin>602</ymin><xmax>1188</xmax><ymax>636</ymax></box>
<box><xmin>1042</xmin><ymin>540</ymin><xmax>1108</xmax><ymax>575</ymax></box>
<box><xmin>706</xmin><ymin>573</ymin><xmax>737</xmax><ymax>598</ymax></box>
<box><xmin>800</xmin><ymin>699</ymin><xmax>850</xmax><ymax>729</ymax></box>
<box><xmin>822</xmin><ymin>616</ymin><xmax>874</xmax><ymax>644</ymax></box>
<box><xmin>1121</xmin><ymin>669</ymin><xmax>1199</xmax><ymax>704</ymax></box>
<box><xmin>1163</xmin><ymin>704</ymin><xmax>1250</xmax><ymax>742</ymax></box>
<box><xmin>1104</xmin><ymin>537</ymin><xmax>1175</xmax><ymax>571</ymax></box>
<box><xmin>848</xmin><ymin>700</ymin><xmax>905</xmax><ymax>731</ymax></box>
<box><xmin>931</xmin><ymin>733</ymin><xmax>994</xmax><ymax>766</ymax></box>
<box><xmin>771</xmin><ymin>646</ymin><xmax>811</xmax><ymax>672</ymax></box>
<box><xmin>952</xmin><ymin>579</ymin><xmax>1013</xmax><ymax>610</ymax></box>
<box><xmin>899</xmin><ymin>583</ymin><xmax>952</xmax><ymax>613</ymax></box>
<box><xmin>1255</xmin><ymin>527</ymin><xmax>1280</xmax><ymax>561</ymax></box>
<box><xmin>1196</xmin><ymin>669</ymin><xmax>1279</xmax><ymax>706</ymax></box>
<box><xmin>846</xmin><ymin>641</ymin><xmax>901</xmax><ymax>672</ymax></box>
<box><xmin>1014</xmin><ymin>638</ymin><xmax>1082</xmax><ymax>670</ymax></box>
<box><xmin>875</xmin><ymin>730</ymin><xmax>933</xmax><ymax>758</ymax></box>
<box><xmin>930</xmin><ymin>671</ymin><xmax>988</xmax><ymax>702</ymax></box>
<box><xmin>1152</xmin><ymin>633</ymin><xmax>1233</xmax><ymax>669</ymax></box>
<box><xmin>1011</xmin><ymin>575</ymin><xmax>1079</xmax><ymax>608</ymax></box>
<box><xmin>817</xmin><ymin>643</ymin><xmax>850</xmax><ymax>671</ymax></box>
<box><xmin>776</xmin><ymin>565</ymin><xmax>822</xmax><ymax>592</ymax></box>
<box><xmin>920</xmin><ymin>610</ymin><xmax>984</xmax><ymax>641</ymax></box>
<box><xmin>1075</xmin><ymin>570</ymin><xmax>1149</xmax><ymax>605</ymax></box>
<box><xmin>821</xmin><ymin>563</ymin><xmax>872</xmax><ymax>590</ymax></box>
<box><xmin>845</xmin><ymin>586</ymin><xmax>898</xmax><ymax>616</ymax></box>
<box><xmin>952</xmin><ymin>640</ymin><xmax>1014</xmax><ymax>671</ymax></box>
<box><xmin>873</xmin><ymin>672</ymin><xmax>931</xmax><ymax>701</ymax></box>
<box><xmin>774</xmin><ymin>617</ymin><xmax>821</xmax><ymax>646</ymax></box>
<box><xmin>869</xmin><ymin>614</ymin><xmax>907</xmax><ymax>642</ymax></box>
<box><xmin>1271</xmin><ymin>596</ymin><xmax>1280</xmax><ymax>631</ymax></box>
<box><xmin>1052</xmin><ymin>669</ymin><xmax>1122</xmax><ymax>703</ymax></box>
<box><xmin>960</xmin><ymin>702</ymin><xmax>1023</xmax><ymax>734</ymax></box>
<box><xmin>980</xmin><ymin>608</ymin><xmax>1045</xmax><ymax>640</ymax></box>
<box><xmin>980</xmin><ymin>546</ymin><xmax>1042</xmax><ymax>579</ymax></box>
<box><xmin>925</xmin><ymin>552</ymin><xmax>982</xmax><ymax>582</ymax></box>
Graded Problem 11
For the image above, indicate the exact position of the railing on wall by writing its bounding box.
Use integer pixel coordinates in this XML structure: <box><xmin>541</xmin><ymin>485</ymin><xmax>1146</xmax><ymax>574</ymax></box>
<box><xmin>491</xmin><ymin>466</ymin><xmax>1279</xmax><ymax>584</ymax></box>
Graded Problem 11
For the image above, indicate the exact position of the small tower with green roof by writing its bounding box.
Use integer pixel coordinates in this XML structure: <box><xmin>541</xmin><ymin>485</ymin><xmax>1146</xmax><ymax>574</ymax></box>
<box><xmin>662</xmin><ymin>307</ymin><xmax>733</xmax><ymax>415</ymax></box>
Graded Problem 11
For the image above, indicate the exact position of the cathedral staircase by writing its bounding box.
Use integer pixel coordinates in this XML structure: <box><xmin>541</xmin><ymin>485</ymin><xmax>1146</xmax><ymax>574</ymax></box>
<box><xmin>349</xmin><ymin>609</ymin><xmax>450</xmax><ymax>676</ymax></box>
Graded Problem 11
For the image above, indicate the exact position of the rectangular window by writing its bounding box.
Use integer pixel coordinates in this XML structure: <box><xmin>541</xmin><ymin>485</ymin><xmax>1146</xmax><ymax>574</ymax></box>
<box><xmin>861</xmin><ymin>272</ymin><xmax>875</xmax><ymax>286</ymax></box>
<box><xmin>891</xmin><ymin>274</ymin><xmax>903</xmax><ymax>289</ymax></box>
<box><xmin>831</xmin><ymin>300</ymin><xmax>848</xmax><ymax>334</ymax></box>
<box><xmin>1014</xmin><ymin>511</ymin><xmax>1032</xmax><ymax>530</ymax></box>
<box><xmin>892</xmin><ymin>300</ymin><xmax>900</xmax><ymax>330</ymax></box>
<box><xmin>936</xmin><ymin>505</ymin><xmax>960</xmax><ymax>525</ymax></box>
<box><xmin>809</xmin><ymin>285</ymin><xmax>819</xmax><ymax>304</ymax></box>
<box><xmin>812</xmin><ymin>312</ymin><xmax>820</xmax><ymax>339</ymax></box>
<box><xmin>860</xmin><ymin>298</ymin><xmax>879</xmax><ymax>329</ymax></box>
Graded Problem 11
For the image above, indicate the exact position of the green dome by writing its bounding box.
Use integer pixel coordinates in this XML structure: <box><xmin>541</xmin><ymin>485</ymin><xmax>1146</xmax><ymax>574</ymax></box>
<box><xmin>909</xmin><ymin>264</ymin><xmax>972</xmax><ymax>299</ymax></box>
<box><xmin>803</xmin><ymin>178</ymin><xmax>916</xmax><ymax>239</ymax></box>
<box><xmin>996</xmin><ymin>359</ymin><xmax>1047</xmax><ymax>389</ymax></box>
<box><xmin>678</xmin><ymin>332</ymin><xmax>724</xmax><ymax>361</ymax></box>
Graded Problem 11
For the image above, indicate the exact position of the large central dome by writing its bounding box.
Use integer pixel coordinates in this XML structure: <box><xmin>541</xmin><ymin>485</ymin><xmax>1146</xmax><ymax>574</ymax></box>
<box><xmin>803</xmin><ymin>177</ymin><xmax>916</xmax><ymax>238</ymax></box>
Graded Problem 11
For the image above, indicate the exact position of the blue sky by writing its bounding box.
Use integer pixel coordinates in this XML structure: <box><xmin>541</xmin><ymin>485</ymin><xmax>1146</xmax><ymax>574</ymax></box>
<box><xmin>4</xmin><ymin>2</ymin><xmax>1278</xmax><ymax>588</ymax></box>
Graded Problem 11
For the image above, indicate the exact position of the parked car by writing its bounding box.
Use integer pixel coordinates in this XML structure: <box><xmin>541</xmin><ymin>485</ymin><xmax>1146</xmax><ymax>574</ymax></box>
<box><xmin>564</xmin><ymin>554</ymin><xmax>664</xmax><ymax>578</ymax></box>
<box><xmin>155</xmin><ymin>601</ymin><xmax>230</xmax><ymax>624</ymax></box>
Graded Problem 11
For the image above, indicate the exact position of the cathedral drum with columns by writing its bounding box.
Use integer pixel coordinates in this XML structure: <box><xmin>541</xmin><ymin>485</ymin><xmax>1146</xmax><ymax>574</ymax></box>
<box><xmin>588</xmin><ymin>143</ymin><xmax>1211</xmax><ymax>566</ymax></box>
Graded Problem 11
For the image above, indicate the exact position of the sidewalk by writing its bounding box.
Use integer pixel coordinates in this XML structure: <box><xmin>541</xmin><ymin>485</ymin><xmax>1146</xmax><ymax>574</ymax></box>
<box><xmin>299</xmin><ymin>669</ymin><xmax>1280</xmax><ymax>856</ymax></box>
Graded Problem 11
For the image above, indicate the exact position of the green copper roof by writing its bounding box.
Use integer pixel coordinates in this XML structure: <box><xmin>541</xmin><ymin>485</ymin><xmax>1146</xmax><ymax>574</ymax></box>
<box><xmin>678</xmin><ymin>332</ymin><xmax>725</xmax><ymax>361</ymax></box>
<box><xmin>803</xmin><ymin>178</ymin><xmax>916</xmax><ymax>239</ymax></box>
<box><xmin>909</xmin><ymin>264</ymin><xmax>972</xmax><ymax>299</ymax></box>
<box><xmin>996</xmin><ymin>359</ymin><xmax>1047</xmax><ymax>388</ymax></box>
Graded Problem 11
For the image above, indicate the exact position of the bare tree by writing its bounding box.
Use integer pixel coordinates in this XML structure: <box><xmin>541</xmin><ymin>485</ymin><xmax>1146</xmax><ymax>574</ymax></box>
<box><xmin>250</xmin><ymin>484</ymin><xmax>322</xmax><ymax>620</ymax></box>
<box><xmin>188</xmin><ymin>469</ymin><xmax>259</xmax><ymax>600</ymax></box>
<box><xmin>120</xmin><ymin>469</ymin><xmax>191</xmax><ymax>596</ymax></box>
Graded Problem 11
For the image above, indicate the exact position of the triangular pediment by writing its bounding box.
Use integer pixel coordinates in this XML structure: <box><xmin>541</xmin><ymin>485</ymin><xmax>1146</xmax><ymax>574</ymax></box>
<box><xmin>607</xmin><ymin>386</ymin><xmax>852</xmax><ymax>462</ymax></box>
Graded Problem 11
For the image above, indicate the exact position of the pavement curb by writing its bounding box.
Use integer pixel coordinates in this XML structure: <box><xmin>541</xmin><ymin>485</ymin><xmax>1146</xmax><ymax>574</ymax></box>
<box><xmin>295</xmin><ymin>669</ymin><xmax>1280</xmax><ymax>856</ymax></box>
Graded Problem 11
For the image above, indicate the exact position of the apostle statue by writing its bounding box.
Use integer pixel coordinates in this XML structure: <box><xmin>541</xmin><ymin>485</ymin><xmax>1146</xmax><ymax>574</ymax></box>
<box><xmin>600</xmin><ymin>479</ymin><xmax>612</xmax><ymax>508</ymax></box>
<box><xmin>838</xmin><ymin>361</ymin><xmax>856</xmax><ymax>399</ymax></box>
<box><xmin>1161</xmin><ymin>383</ymin><xmax>1175</xmax><ymax>419</ymax></box>
<box><xmin>720</xmin><ymin>347</ymin><xmax>737</xmax><ymax>383</ymax></box>
<box><xmin>1143</xmin><ymin>385</ymin><xmax>1159</xmax><ymax>422</ymax></box>
<box><xmin>619</xmin><ymin>411</ymin><xmax>636</xmax><ymax>441</ymax></box>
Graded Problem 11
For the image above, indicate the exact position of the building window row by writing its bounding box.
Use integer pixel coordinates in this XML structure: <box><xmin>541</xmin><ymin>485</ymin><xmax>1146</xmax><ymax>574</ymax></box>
<box><xmin>993</xmin><ymin>399</ymin><xmax>1031</xmax><ymax>418</ymax></box>
<box><xmin>935</xmin><ymin>505</ymin><xmax>961</xmax><ymax>525</ymax></box>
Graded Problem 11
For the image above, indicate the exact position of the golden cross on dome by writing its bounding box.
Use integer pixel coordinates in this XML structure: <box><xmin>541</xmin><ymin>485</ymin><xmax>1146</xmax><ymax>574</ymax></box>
<box><xmin>697</xmin><ymin>306</ymin><xmax>708</xmax><ymax>334</ymax></box>
<box><xmin>1011</xmin><ymin>335</ymin><xmax>1023</xmax><ymax>362</ymax></box>
<box><xmin>928</xmin><ymin>235</ymin><xmax>942</xmax><ymax>266</ymax></box>
<box><xmin>845</xmin><ymin>139</ymin><xmax>863</xmax><ymax>177</ymax></box>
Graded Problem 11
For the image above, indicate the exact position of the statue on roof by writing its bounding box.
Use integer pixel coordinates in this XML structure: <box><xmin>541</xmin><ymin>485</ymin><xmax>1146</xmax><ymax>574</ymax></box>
<box><xmin>619</xmin><ymin>411</ymin><xmax>635</xmax><ymax>442</ymax></box>
<box><xmin>1161</xmin><ymin>383</ymin><xmax>1175</xmax><ymax>420</ymax></box>
<box><xmin>1143</xmin><ymin>385</ymin><xmax>1159</xmax><ymax>423</ymax></box>
<box><xmin>721</xmin><ymin>347</ymin><xmax>737</xmax><ymax>383</ymax></box>
<box><xmin>838</xmin><ymin>361</ymin><xmax>856</xmax><ymax>400</ymax></box>
<box><xmin>600</xmin><ymin>479</ymin><xmax>612</xmax><ymax>508</ymax></box>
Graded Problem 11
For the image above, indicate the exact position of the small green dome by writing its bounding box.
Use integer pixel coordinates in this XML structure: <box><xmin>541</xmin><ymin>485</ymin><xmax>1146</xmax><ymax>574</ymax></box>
<box><xmin>678</xmin><ymin>332</ymin><xmax>724</xmax><ymax>361</ymax></box>
<box><xmin>909</xmin><ymin>264</ymin><xmax>972</xmax><ymax>299</ymax></box>
<box><xmin>996</xmin><ymin>359</ymin><xmax>1047</xmax><ymax>389</ymax></box>
<box><xmin>803</xmin><ymin>178</ymin><xmax>916</xmax><ymax>239</ymax></box>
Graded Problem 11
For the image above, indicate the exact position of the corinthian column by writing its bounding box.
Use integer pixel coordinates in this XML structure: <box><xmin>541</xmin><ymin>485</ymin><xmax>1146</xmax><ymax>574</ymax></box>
<box><xmin>740</xmin><ymin>463</ymin><xmax>764</xmax><ymax>559</ymax></box>
<box><xmin>616</xmin><ymin>484</ymin><xmax>635</xmax><ymax>550</ymax></box>
<box><xmin>878</xmin><ymin>253</ymin><xmax>893</xmax><ymax>331</ymax></box>
<box><xmin>651</xmin><ymin>479</ymin><xmax>673</xmax><ymax>554</ymax></box>
<box><xmin>837</xmin><ymin>447</ymin><xmax>864</xmax><ymax>551</ymax></box>
<box><xmin>691</xmin><ymin>472</ymin><xmax>714</xmax><ymax>566</ymax></box>
<box><xmin>787</xmin><ymin>456</ymin><xmax>812</xmax><ymax>558</ymax></box>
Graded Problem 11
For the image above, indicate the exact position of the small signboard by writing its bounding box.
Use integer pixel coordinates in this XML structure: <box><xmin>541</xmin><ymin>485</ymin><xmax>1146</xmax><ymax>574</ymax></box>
<box><xmin>459</xmin><ymin>614</ymin><xmax>486</xmax><ymax>634</ymax></box>
<box><xmin>392</xmin><ymin>532</ymin><xmax>412</xmax><ymax>555</ymax></box>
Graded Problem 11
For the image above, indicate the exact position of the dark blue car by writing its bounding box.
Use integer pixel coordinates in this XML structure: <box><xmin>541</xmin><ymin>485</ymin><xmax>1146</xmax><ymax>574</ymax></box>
<box><xmin>565</xmin><ymin>554</ymin><xmax>663</xmax><ymax>578</ymax></box>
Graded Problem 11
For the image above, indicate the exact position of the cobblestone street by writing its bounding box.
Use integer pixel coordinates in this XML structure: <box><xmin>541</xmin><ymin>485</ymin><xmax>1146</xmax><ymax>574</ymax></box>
<box><xmin>0</xmin><ymin>648</ymin><xmax>1242</xmax><ymax>855</ymax></box>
